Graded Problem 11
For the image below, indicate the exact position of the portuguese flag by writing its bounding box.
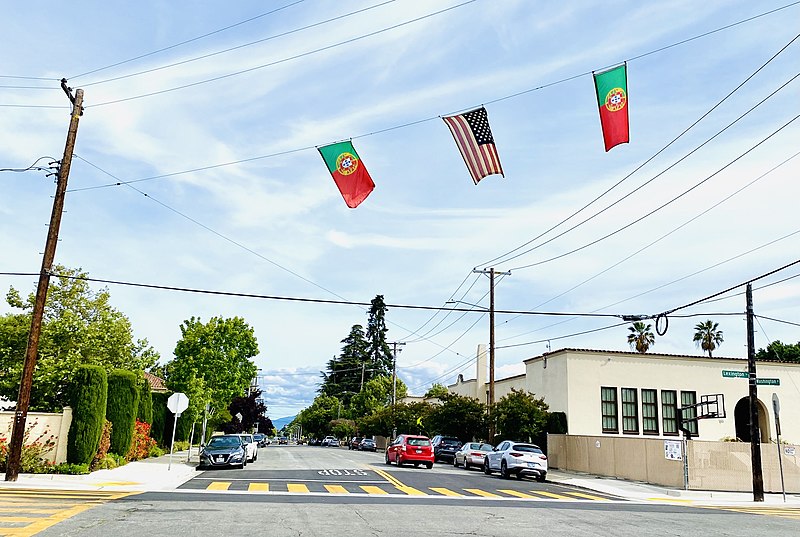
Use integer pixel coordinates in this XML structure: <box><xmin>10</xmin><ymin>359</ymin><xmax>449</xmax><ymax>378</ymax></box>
<box><xmin>318</xmin><ymin>140</ymin><xmax>375</xmax><ymax>208</ymax></box>
<box><xmin>593</xmin><ymin>63</ymin><xmax>629</xmax><ymax>152</ymax></box>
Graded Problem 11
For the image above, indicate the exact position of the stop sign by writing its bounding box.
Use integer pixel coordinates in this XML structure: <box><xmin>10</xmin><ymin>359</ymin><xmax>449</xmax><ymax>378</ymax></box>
<box><xmin>167</xmin><ymin>392</ymin><xmax>189</xmax><ymax>416</ymax></box>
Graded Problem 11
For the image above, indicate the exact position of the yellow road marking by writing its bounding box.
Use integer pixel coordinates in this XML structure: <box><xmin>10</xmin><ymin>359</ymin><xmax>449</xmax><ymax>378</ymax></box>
<box><xmin>647</xmin><ymin>497</ymin><xmax>695</xmax><ymax>504</ymax></box>
<box><xmin>360</xmin><ymin>486</ymin><xmax>388</xmax><ymax>495</ymax></box>
<box><xmin>206</xmin><ymin>482</ymin><xmax>231</xmax><ymax>491</ymax></box>
<box><xmin>529</xmin><ymin>490</ymin><xmax>572</xmax><ymax>500</ymax></box>
<box><xmin>287</xmin><ymin>484</ymin><xmax>309</xmax><ymax>493</ymax></box>
<box><xmin>247</xmin><ymin>483</ymin><xmax>270</xmax><ymax>492</ymax></box>
<box><xmin>396</xmin><ymin>486</ymin><xmax>426</xmax><ymax>496</ymax></box>
<box><xmin>564</xmin><ymin>491</ymin><xmax>610</xmax><ymax>501</ymax></box>
<box><xmin>324</xmin><ymin>485</ymin><xmax>349</xmax><ymax>494</ymax></box>
<box><xmin>93</xmin><ymin>481</ymin><xmax>141</xmax><ymax>486</ymax></box>
<box><xmin>464</xmin><ymin>488</ymin><xmax>501</xmax><ymax>498</ymax></box>
<box><xmin>430</xmin><ymin>487</ymin><xmax>463</xmax><ymax>497</ymax></box>
<box><xmin>499</xmin><ymin>489</ymin><xmax>536</xmax><ymax>499</ymax></box>
<box><xmin>0</xmin><ymin>507</ymin><xmax>59</xmax><ymax>514</ymax></box>
<box><xmin>0</xmin><ymin>516</ymin><xmax>42</xmax><ymax>523</ymax></box>
<box><xmin>371</xmin><ymin>467</ymin><xmax>405</xmax><ymax>488</ymax></box>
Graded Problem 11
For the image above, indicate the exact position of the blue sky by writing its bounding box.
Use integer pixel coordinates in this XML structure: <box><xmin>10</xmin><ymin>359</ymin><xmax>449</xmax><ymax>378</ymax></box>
<box><xmin>2</xmin><ymin>1</ymin><xmax>799</xmax><ymax>419</ymax></box>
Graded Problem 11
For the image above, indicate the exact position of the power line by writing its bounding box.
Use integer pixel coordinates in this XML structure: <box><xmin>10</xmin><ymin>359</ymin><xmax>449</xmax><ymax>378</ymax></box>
<box><xmin>0</xmin><ymin>156</ymin><xmax>59</xmax><ymax>174</ymax></box>
<box><xmin>509</xmin><ymin>112</ymin><xmax>800</xmax><ymax>271</ymax></box>
<box><xmin>477</xmin><ymin>33</ymin><xmax>800</xmax><ymax>268</ymax></box>
<box><xmin>80</xmin><ymin>0</ymin><xmax>399</xmax><ymax>88</ymax></box>
<box><xmin>69</xmin><ymin>0</ymin><xmax>307</xmax><ymax>80</ymax></box>
<box><xmin>496</xmin><ymin>321</ymin><xmax>629</xmax><ymax>350</ymax></box>
<box><xmin>755</xmin><ymin>315</ymin><xmax>800</xmax><ymax>328</ymax></box>
<box><xmin>85</xmin><ymin>0</ymin><xmax>479</xmax><ymax>108</ymax></box>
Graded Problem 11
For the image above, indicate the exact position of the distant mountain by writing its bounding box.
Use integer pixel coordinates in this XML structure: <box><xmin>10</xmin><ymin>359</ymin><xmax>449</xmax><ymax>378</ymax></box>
<box><xmin>271</xmin><ymin>415</ymin><xmax>296</xmax><ymax>431</ymax></box>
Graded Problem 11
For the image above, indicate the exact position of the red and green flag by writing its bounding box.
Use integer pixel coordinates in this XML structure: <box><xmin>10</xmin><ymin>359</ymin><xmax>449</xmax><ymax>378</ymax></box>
<box><xmin>318</xmin><ymin>140</ymin><xmax>375</xmax><ymax>208</ymax></box>
<box><xmin>593</xmin><ymin>63</ymin><xmax>629</xmax><ymax>152</ymax></box>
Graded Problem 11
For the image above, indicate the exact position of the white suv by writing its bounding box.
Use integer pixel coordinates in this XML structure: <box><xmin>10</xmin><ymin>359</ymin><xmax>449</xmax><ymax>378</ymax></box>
<box><xmin>483</xmin><ymin>440</ymin><xmax>547</xmax><ymax>481</ymax></box>
<box><xmin>235</xmin><ymin>433</ymin><xmax>259</xmax><ymax>463</ymax></box>
<box><xmin>322</xmin><ymin>436</ymin><xmax>338</xmax><ymax>447</ymax></box>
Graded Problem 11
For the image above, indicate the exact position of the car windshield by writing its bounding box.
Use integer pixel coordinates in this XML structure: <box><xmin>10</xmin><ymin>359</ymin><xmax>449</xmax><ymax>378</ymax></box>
<box><xmin>479</xmin><ymin>443</ymin><xmax>494</xmax><ymax>451</ymax></box>
<box><xmin>512</xmin><ymin>444</ymin><xmax>543</xmax><ymax>454</ymax></box>
<box><xmin>407</xmin><ymin>438</ymin><xmax>431</xmax><ymax>447</ymax></box>
<box><xmin>362</xmin><ymin>439</ymin><xmax>374</xmax><ymax>443</ymax></box>
<box><xmin>241</xmin><ymin>435</ymin><xmax>253</xmax><ymax>442</ymax></box>
<box><xmin>208</xmin><ymin>437</ymin><xmax>241</xmax><ymax>448</ymax></box>
<box><xmin>442</xmin><ymin>439</ymin><xmax>461</xmax><ymax>446</ymax></box>
<box><xmin>463</xmin><ymin>443</ymin><xmax>481</xmax><ymax>450</ymax></box>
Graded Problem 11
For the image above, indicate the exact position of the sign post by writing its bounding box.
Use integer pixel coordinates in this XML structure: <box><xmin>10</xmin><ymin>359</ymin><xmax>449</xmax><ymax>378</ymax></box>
<box><xmin>773</xmin><ymin>393</ymin><xmax>786</xmax><ymax>502</ymax></box>
<box><xmin>167</xmin><ymin>392</ymin><xmax>189</xmax><ymax>471</ymax></box>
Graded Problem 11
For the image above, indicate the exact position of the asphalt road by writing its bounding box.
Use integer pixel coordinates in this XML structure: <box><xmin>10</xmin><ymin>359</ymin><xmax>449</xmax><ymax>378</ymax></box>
<box><xmin>11</xmin><ymin>445</ymin><xmax>800</xmax><ymax>536</ymax></box>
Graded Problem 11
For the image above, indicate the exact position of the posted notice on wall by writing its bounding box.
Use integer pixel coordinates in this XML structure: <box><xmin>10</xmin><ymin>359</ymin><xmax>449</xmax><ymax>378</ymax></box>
<box><xmin>664</xmin><ymin>440</ymin><xmax>683</xmax><ymax>461</ymax></box>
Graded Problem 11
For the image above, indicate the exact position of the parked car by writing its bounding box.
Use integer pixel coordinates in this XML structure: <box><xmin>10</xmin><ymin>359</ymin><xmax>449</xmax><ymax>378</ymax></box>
<box><xmin>453</xmin><ymin>442</ymin><xmax>493</xmax><ymax>469</ymax></box>
<box><xmin>348</xmin><ymin>437</ymin><xmax>363</xmax><ymax>450</ymax></box>
<box><xmin>385</xmin><ymin>434</ymin><xmax>434</xmax><ymax>468</ymax></box>
<box><xmin>431</xmin><ymin>435</ymin><xmax>462</xmax><ymax>463</ymax></box>
<box><xmin>358</xmin><ymin>438</ymin><xmax>377</xmax><ymax>452</ymax></box>
<box><xmin>198</xmin><ymin>434</ymin><xmax>247</xmax><ymax>470</ymax></box>
<box><xmin>234</xmin><ymin>433</ymin><xmax>258</xmax><ymax>462</ymax></box>
<box><xmin>322</xmin><ymin>436</ymin><xmax>338</xmax><ymax>447</ymax></box>
<box><xmin>308</xmin><ymin>438</ymin><xmax>320</xmax><ymax>446</ymax></box>
<box><xmin>253</xmin><ymin>433</ymin><xmax>268</xmax><ymax>447</ymax></box>
<box><xmin>277</xmin><ymin>436</ymin><xmax>289</xmax><ymax>445</ymax></box>
<box><xmin>483</xmin><ymin>440</ymin><xmax>547</xmax><ymax>481</ymax></box>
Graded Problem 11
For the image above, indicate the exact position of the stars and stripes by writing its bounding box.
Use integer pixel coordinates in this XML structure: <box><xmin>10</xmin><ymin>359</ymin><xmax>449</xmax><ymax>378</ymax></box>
<box><xmin>443</xmin><ymin>107</ymin><xmax>504</xmax><ymax>184</ymax></box>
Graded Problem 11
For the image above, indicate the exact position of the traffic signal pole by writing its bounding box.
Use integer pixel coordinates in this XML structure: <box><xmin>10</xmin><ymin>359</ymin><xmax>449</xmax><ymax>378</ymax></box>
<box><xmin>4</xmin><ymin>81</ymin><xmax>83</xmax><ymax>482</ymax></box>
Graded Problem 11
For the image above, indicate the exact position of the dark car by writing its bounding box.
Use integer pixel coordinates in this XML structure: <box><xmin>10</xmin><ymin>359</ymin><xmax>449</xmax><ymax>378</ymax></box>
<box><xmin>348</xmin><ymin>437</ymin><xmax>363</xmax><ymax>450</ymax></box>
<box><xmin>198</xmin><ymin>435</ymin><xmax>247</xmax><ymax>470</ymax></box>
<box><xmin>358</xmin><ymin>438</ymin><xmax>377</xmax><ymax>452</ymax></box>
<box><xmin>431</xmin><ymin>435</ymin><xmax>462</xmax><ymax>463</ymax></box>
<box><xmin>253</xmin><ymin>433</ymin><xmax>268</xmax><ymax>447</ymax></box>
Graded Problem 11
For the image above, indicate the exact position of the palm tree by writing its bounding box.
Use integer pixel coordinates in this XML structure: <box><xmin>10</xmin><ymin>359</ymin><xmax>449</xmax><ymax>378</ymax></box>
<box><xmin>627</xmin><ymin>321</ymin><xmax>655</xmax><ymax>353</ymax></box>
<box><xmin>693</xmin><ymin>320</ymin><xmax>723</xmax><ymax>357</ymax></box>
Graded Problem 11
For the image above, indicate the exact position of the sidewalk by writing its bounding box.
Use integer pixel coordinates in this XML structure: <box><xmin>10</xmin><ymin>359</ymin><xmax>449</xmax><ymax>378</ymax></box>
<box><xmin>547</xmin><ymin>468</ymin><xmax>800</xmax><ymax>506</ymax></box>
<box><xmin>0</xmin><ymin>450</ymin><xmax>198</xmax><ymax>492</ymax></box>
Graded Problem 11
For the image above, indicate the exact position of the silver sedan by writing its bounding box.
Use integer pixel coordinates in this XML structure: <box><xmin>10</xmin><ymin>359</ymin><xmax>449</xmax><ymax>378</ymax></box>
<box><xmin>453</xmin><ymin>442</ymin><xmax>493</xmax><ymax>470</ymax></box>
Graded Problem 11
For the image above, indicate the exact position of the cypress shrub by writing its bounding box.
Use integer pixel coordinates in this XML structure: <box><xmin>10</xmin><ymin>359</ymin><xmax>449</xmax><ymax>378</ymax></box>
<box><xmin>137</xmin><ymin>380</ymin><xmax>153</xmax><ymax>424</ymax></box>
<box><xmin>150</xmin><ymin>392</ymin><xmax>169</xmax><ymax>446</ymax></box>
<box><xmin>66</xmin><ymin>365</ymin><xmax>108</xmax><ymax>465</ymax></box>
<box><xmin>106</xmin><ymin>370</ymin><xmax>140</xmax><ymax>456</ymax></box>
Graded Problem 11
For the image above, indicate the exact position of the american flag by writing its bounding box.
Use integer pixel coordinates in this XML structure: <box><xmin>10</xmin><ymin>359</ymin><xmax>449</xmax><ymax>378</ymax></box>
<box><xmin>442</xmin><ymin>107</ymin><xmax>504</xmax><ymax>184</ymax></box>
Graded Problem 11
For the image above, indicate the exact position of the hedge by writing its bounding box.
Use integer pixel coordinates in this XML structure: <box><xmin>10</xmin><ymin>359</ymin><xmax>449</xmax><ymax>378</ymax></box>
<box><xmin>150</xmin><ymin>392</ymin><xmax>170</xmax><ymax>446</ymax></box>
<box><xmin>66</xmin><ymin>365</ymin><xmax>108</xmax><ymax>465</ymax></box>
<box><xmin>106</xmin><ymin>370</ymin><xmax>140</xmax><ymax>456</ymax></box>
<box><xmin>137</xmin><ymin>380</ymin><xmax>153</xmax><ymax>424</ymax></box>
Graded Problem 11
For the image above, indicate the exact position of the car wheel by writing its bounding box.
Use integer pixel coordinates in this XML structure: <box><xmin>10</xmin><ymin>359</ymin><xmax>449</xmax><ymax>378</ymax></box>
<box><xmin>464</xmin><ymin>459</ymin><xmax>470</xmax><ymax>470</ymax></box>
<box><xmin>453</xmin><ymin>457</ymin><xmax>458</xmax><ymax>468</ymax></box>
<box><xmin>514</xmin><ymin>472</ymin><xmax>524</xmax><ymax>480</ymax></box>
<box><xmin>396</xmin><ymin>456</ymin><xmax>403</xmax><ymax>467</ymax></box>
<box><xmin>425</xmin><ymin>462</ymin><xmax>433</xmax><ymax>469</ymax></box>
<box><xmin>500</xmin><ymin>460</ymin><xmax>509</xmax><ymax>479</ymax></box>
<box><xmin>385</xmin><ymin>452</ymin><xmax>391</xmax><ymax>465</ymax></box>
<box><xmin>536</xmin><ymin>473</ymin><xmax>547</xmax><ymax>482</ymax></box>
<box><xmin>413</xmin><ymin>462</ymin><xmax>419</xmax><ymax>468</ymax></box>
<box><xmin>483</xmin><ymin>459</ymin><xmax>492</xmax><ymax>475</ymax></box>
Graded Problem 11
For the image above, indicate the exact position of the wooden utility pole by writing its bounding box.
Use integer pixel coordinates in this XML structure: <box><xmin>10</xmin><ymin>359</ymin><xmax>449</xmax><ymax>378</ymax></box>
<box><xmin>746</xmin><ymin>283</ymin><xmax>765</xmax><ymax>501</ymax></box>
<box><xmin>473</xmin><ymin>267</ymin><xmax>510</xmax><ymax>440</ymax></box>
<box><xmin>5</xmin><ymin>81</ymin><xmax>83</xmax><ymax>482</ymax></box>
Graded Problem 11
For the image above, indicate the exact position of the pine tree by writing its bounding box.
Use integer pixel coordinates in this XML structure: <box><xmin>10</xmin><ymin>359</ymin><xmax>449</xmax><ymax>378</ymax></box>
<box><xmin>366</xmin><ymin>295</ymin><xmax>393</xmax><ymax>376</ymax></box>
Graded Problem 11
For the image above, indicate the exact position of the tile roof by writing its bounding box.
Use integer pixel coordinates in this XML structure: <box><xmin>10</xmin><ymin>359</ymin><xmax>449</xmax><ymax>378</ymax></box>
<box><xmin>143</xmin><ymin>371</ymin><xmax>168</xmax><ymax>393</ymax></box>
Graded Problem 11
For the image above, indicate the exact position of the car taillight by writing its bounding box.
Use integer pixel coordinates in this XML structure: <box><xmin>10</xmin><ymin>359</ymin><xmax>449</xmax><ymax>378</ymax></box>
<box><xmin>471</xmin><ymin>452</ymin><xmax>483</xmax><ymax>457</ymax></box>
<box><xmin>510</xmin><ymin>452</ymin><xmax>523</xmax><ymax>457</ymax></box>
<box><xmin>540</xmin><ymin>455</ymin><xmax>547</xmax><ymax>460</ymax></box>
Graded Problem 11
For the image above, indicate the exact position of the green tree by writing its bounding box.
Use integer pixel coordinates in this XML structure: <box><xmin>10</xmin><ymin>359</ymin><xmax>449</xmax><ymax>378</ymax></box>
<box><xmin>0</xmin><ymin>267</ymin><xmax>159</xmax><ymax>411</ymax></box>
<box><xmin>756</xmin><ymin>340</ymin><xmax>800</xmax><ymax>363</ymax></box>
<box><xmin>348</xmin><ymin>375</ymin><xmax>407</xmax><ymax>419</ymax></box>
<box><xmin>295</xmin><ymin>395</ymin><xmax>340</xmax><ymax>438</ymax></box>
<box><xmin>66</xmin><ymin>365</ymin><xmax>108</xmax><ymax>465</ymax></box>
<box><xmin>106</xmin><ymin>370</ymin><xmax>140</xmax><ymax>456</ymax></box>
<box><xmin>136</xmin><ymin>379</ymin><xmax>153</xmax><ymax>424</ymax></box>
<box><xmin>491</xmin><ymin>388</ymin><xmax>549</xmax><ymax>442</ymax></box>
<box><xmin>426</xmin><ymin>393</ymin><xmax>487</xmax><ymax>441</ymax></box>
<box><xmin>320</xmin><ymin>324</ymin><xmax>369</xmax><ymax>400</ymax></box>
<box><xmin>164</xmin><ymin>316</ymin><xmax>259</xmax><ymax>419</ymax></box>
<box><xmin>693</xmin><ymin>320</ymin><xmax>723</xmax><ymax>357</ymax></box>
<box><xmin>358</xmin><ymin>401</ymin><xmax>433</xmax><ymax>438</ymax></box>
<box><xmin>424</xmin><ymin>383</ymin><xmax>449</xmax><ymax>399</ymax></box>
<box><xmin>365</xmin><ymin>295</ymin><xmax>393</xmax><ymax>375</ymax></box>
<box><xmin>627</xmin><ymin>321</ymin><xmax>655</xmax><ymax>354</ymax></box>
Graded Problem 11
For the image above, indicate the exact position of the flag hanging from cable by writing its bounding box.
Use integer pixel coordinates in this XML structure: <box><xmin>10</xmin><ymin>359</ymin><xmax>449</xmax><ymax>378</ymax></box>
<box><xmin>442</xmin><ymin>107</ymin><xmax>504</xmax><ymax>184</ymax></box>
<box><xmin>593</xmin><ymin>63</ymin><xmax>629</xmax><ymax>152</ymax></box>
<box><xmin>318</xmin><ymin>140</ymin><xmax>375</xmax><ymax>208</ymax></box>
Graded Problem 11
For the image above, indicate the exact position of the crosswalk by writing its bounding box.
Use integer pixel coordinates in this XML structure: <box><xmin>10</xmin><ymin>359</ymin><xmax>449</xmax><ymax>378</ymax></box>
<box><xmin>189</xmin><ymin>480</ymin><xmax>614</xmax><ymax>500</ymax></box>
<box><xmin>702</xmin><ymin>505</ymin><xmax>800</xmax><ymax>521</ymax></box>
<box><xmin>0</xmin><ymin>489</ymin><xmax>134</xmax><ymax>537</ymax></box>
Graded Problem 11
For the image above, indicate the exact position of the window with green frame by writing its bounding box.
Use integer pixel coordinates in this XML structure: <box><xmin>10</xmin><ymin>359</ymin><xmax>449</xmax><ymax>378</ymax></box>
<box><xmin>642</xmin><ymin>389</ymin><xmax>659</xmax><ymax>435</ymax></box>
<box><xmin>621</xmin><ymin>388</ymin><xmax>639</xmax><ymax>434</ymax></box>
<box><xmin>601</xmin><ymin>387</ymin><xmax>618</xmax><ymax>433</ymax></box>
<box><xmin>662</xmin><ymin>390</ymin><xmax>678</xmax><ymax>436</ymax></box>
<box><xmin>681</xmin><ymin>391</ymin><xmax>698</xmax><ymax>437</ymax></box>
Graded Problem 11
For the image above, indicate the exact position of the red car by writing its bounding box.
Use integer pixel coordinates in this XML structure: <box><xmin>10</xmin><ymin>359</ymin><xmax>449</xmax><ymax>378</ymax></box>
<box><xmin>385</xmin><ymin>434</ymin><xmax>434</xmax><ymax>469</ymax></box>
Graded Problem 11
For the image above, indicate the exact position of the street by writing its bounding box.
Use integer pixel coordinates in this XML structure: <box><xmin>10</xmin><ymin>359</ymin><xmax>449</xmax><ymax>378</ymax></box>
<box><xmin>3</xmin><ymin>444</ymin><xmax>798</xmax><ymax>536</ymax></box>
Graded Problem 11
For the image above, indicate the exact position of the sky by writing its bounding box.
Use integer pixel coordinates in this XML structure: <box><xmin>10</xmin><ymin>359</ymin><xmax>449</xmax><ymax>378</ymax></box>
<box><xmin>2</xmin><ymin>0</ymin><xmax>799</xmax><ymax>419</ymax></box>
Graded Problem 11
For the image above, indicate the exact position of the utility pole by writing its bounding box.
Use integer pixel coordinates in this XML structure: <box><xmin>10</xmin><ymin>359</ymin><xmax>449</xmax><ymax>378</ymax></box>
<box><xmin>360</xmin><ymin>363</ymin><xmax>366</xmax><ymax>391</ymax></box>
<box><xmin>5</xmin><ymin>80</ymin><xmax>83</xmax><ymax>482</ymax></box>
<box><xmin>473</xmin><ymin>267</ymin><xmax>510</xmax><ymax>439</ymax></box>
<box><xmin>746</xmin><ymin>283</ymin><xmax>764</xmax><ymax>501</ymax></box>
<box><xmin>390</xmin><ymin>341</ymin><xmax>405</xmax><ymax>440</ymax></box>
